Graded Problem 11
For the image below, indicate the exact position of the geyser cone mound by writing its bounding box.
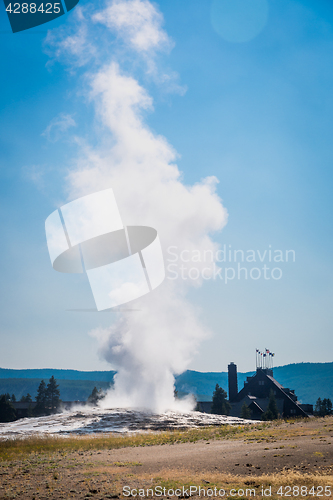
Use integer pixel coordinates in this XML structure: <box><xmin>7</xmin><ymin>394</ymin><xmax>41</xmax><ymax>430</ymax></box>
<box><xmin>0</xmin><ymin>408</ymin><xmax>253</xmax><ymax>439</ymax></box>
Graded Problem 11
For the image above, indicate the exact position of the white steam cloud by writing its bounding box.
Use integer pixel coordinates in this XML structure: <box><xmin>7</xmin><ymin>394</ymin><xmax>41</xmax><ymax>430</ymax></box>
<box><xmin>46</xmin><ymin>0</ymin><xmax>228</xmax><ymax>412</ymax></box>
<box><xmin>93</xmin><ymin>0</ymin><xmax>172</xmax><ymax>53</ymax></box>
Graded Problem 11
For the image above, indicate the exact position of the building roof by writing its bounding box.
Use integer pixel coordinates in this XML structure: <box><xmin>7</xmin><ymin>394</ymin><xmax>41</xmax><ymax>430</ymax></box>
<box><xmin>235</xmin><ymin>368</ymin><xmax>308</xmax><ymax>418</ymax></box>
<box><xmin>266</xmin><ymin>375</ymin><xmax>284</xmax><ymax>390</ymax></box>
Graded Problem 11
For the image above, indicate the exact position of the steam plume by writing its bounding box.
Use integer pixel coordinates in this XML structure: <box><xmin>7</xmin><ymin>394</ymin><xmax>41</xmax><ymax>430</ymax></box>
<box><xmin>46</xmin><ymin>0</ymin><xmax>228</xmax><ymax>412</ymax></box>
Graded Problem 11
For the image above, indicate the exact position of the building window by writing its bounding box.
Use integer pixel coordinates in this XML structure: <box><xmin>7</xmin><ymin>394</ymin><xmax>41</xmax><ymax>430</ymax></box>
<box><xmin>259</xmin><ymin>380</ymin><xmax>264</xmax><ymax>386</ymax></box>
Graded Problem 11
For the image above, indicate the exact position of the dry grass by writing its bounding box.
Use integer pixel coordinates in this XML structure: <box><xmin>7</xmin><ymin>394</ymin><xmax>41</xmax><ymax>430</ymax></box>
<box><xmin>141</xmin><ymin>469</ymin><xmax>333</xmax><ymax>500</ymax></box>
<box><xmin>0</xmin><ymin>424</ymin><xmax>253</xmax><ymax>461</ymax></box>
<box><xmin>0</xmin><ymin>417</ymin><xmax>328</xmax><ymax>462</ymax></box>
<box><xmin>1</xmin><ymin>417</ymin><xmax>333</xmax><ymax>499</ymax></box>
<box><xmin>1</xmin><ymin>455</ymin><xmax>332</xmax><ymax>499</ymax></box>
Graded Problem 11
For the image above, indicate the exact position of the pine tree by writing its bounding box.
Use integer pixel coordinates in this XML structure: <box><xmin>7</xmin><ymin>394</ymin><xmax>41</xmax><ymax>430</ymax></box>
<box><xmin>0</xmin><ymin>394</ymin><xmax>16</xmax><ymax>422</ymax></box>
<box><xmin>87</xmin><ymin>386</ymin><xmax>104</xmax><ymax>406</ymax></box>
<box><xmin>20</xmin><ymin>393</ymin><xmax>32</xmax><ymax>403</ymax></box>
<box><xmin>11</xmin><ymin>394</ymin><xmax>16</xmax><ymax>402</ymax></box>
<box><xmin>34</xmin><ymin>380</ymin><xmax>47</xmax><ymax>416</ymax></box>
<box><xmin>315</xmin><ymin>398</ymin><xmax>322</xmax><ymax>416</ymax></box>
<box><xmin>211</xmin><ymin>384</ymin><xmax>231</xmax><ymax>415</ymax></box>
<box><xmin>315</xmin><ymin>397</ymin><xmax>333</xmax><ymax>416</ymax></box>
<box><xmin>46</xmin><ymin>376</ymin><xmax>61</xmax><ymax>414</ymax></box>
<box><xmin>240</xmin><ymin>402</ymin><xmax>252</xmax><ymax>419</ymax></box>
<box><xmin>262</xmin><ymin>390</ymin><xmax>279</xmax><ymax>420</ymax></box>
<box><xmin>322</xmin><ymin>398</ymin><xmax>333</xmax><ymax>415</ymax></box>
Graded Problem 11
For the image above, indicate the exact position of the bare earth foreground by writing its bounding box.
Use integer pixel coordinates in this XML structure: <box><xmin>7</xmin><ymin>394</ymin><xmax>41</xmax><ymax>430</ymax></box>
<box><xmin>0</xmin><ymin>412</ymin><xmax>333</xmax><ymax>500</ymax></box>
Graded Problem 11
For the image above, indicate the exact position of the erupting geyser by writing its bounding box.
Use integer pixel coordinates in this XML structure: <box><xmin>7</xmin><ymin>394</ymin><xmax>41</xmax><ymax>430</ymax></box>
<box><xmin>45</xmin><ymin>0</ymin><xmax>228</xmax><ymax>412</ymax></box>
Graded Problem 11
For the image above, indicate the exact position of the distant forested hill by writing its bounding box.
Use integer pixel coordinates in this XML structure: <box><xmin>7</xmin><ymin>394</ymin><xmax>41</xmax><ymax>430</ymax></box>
<box><xmin>0</xmin><ymin>368</ymin><xmax>116</xmax><ymax>382</ymax></box>
<box><xmin>0</xmin><ymin>363</ymin><xmax>331</xmax><ymax>404</ymax></box>
<box><xmin>0</xmin><ymin>378</ymin><xmax>113</xmax><ymax>401</ymax></box>
<box><xmin>0</xmin><ymin>368</ymin><xmax>116</xmax><ymax>401</ymax></box>
<box><xmin>273</xmin><ymin>363</ymin><xmax>333</xmax><ymax>406</ymax></box>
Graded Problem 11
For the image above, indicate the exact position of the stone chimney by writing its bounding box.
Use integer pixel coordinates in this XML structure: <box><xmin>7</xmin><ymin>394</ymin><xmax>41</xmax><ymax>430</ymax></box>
<box><xmin>228</xmin><ymin>362</ymin><xmax>238</xmax><ymax>402</ymax></box>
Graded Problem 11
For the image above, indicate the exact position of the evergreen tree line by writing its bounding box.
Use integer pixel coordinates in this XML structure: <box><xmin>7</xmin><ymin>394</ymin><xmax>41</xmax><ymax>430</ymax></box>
<box><xmin>0</xmin><ymin>376</ymin><xmax>61</xmax><ymax>422</ymax></box>
<box><xmin>0</xmin><ymin>381</ymin><xmax>106</xmax><ymax>423</ymax></box>
<box><xmin>0</xmin><ymin>393</ymin><xmax>33</xmax><ymax>403</ymax></box>
<box><xmin>34</xmin><ymin>376</ymin><xmax>61</xmax><ymax>415</ymax></box>
<box><xmin>314</xmin><ymin>397</ymin><xmax>332</xmax><ymax>416</ymax></box>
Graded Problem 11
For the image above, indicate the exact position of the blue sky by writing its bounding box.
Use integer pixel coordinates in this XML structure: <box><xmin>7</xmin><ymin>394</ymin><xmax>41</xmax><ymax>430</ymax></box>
<box><xmin>0</xmin><ymin>0</ymin><xmax>332</xmax><ymax>373</ymax></box>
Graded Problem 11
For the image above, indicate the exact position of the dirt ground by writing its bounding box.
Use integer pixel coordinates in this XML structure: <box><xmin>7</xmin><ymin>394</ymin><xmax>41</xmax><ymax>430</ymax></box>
<box><xmin>1</xmin><ymin>417</ymin><xmax>333</xmax><ymax>499</ymax></box>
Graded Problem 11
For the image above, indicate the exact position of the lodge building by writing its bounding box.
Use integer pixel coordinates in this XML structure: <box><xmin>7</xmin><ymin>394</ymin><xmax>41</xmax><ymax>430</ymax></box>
<box><xmin>227</xmin><ymin>362</ymin><xmax>313</xmax><ymax>419</ymax></box>
<box><xmin>197</xmin><ymin>354</ymin><xmax>313</xmax><ymax>419</ymax></box>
